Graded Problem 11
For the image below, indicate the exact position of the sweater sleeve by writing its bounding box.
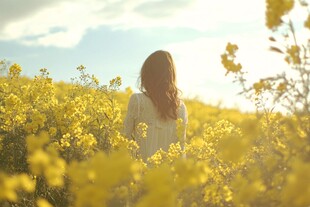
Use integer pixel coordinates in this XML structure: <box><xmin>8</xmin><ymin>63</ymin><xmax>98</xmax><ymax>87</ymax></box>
<box><xmin>124</xmin><ymin>94</ymin><xmax>138</xmax><ymax>139</ymax></box>
<box><xmin>179</xmin><ymin>100</ymin><xmax>188</xmax><ymax>125</ymax></box>
<box><xmin>178</xmin><ymin>100</ymin><xmax>188</xmax><ymax>150</ymax></box>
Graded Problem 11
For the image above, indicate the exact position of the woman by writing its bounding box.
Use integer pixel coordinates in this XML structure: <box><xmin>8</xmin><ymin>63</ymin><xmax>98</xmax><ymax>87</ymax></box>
<box><xmin>124</xmin><ymin>50</ymin><xmax>188</xmax><ymax>161</ymax></box>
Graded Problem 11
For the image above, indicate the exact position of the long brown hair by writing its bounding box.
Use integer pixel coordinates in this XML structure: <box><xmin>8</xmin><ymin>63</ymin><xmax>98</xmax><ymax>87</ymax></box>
<box><xmin>139</xmin><ymin>50</ymin><xmax>180</xmax><ymax>120</ymax></box>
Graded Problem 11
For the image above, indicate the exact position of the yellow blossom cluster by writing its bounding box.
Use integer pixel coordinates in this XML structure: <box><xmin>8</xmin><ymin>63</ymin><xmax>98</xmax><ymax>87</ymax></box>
<box><xmin>221</xmin><ymin>43</ymin><xmax>242</xmax><ymax>75</ymax></box>
<box><xmin>305</xmin><ymin>14</ymin><xmax>310</xmax><ymax>29</ymax></box>
<box><xmin>8</xmin><ymin>63</ymin><xmax>22</xmax><ymax>79</ymax></box>
<box><xmin>135</xmin><ymin>122</ymin><xmax>148</xmax><ymax>139</ymax></box>
<box><xmin>67</xmin><ymin>148</ymin><xmax>142</xmax><ymax>207</ymax></box>
<box><xmin>0</xmin><ymin>172</ymin><xmax>35</xmax><ymax>202</ymax></box>
<box><xmin>253</xmin><ymin>79</ymin><xmax>272</xmax><ymax>94</ymax></box>
<box><xmin>265</xmin><ymin>0</ymin><xmax>294</xmax><ymax>29</ymax></box>
<box><xmin>285</xmin><ymin>45</ymin><xmax>301</xmax><ymax>65</ymax></box>
<box><xmin>26</xmin><ymin>132</ymin><xmax>66</xmax><ymax>187</ymax></box>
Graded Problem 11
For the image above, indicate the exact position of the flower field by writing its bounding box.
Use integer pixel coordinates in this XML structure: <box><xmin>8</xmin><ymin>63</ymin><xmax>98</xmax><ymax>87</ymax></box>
<box><xmin>0</xmin><ymin>61</ymin><xmax>309</xmax><ymax>207</ymax></box>
<box><xmin>1</xmin><ymin>0</ymin><xmax>310</xmax><ymax>206</ymax></box>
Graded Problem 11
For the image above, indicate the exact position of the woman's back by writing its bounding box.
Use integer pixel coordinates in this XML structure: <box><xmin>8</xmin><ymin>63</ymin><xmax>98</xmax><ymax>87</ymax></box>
<box><xmin>124</xmin><ymin>93</ymin><xmax>187</xmax><ymax>161</ymax></box>
<box><xmin>124</xmin><ymin>50</ymin><xmax>187</xmax><ymax>161</ymax></box>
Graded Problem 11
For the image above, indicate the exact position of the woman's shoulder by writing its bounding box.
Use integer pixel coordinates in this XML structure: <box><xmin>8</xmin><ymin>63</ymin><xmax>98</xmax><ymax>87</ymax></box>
<box><xmin>129</xmin><ymin>93</ymin><xmax>149</xmax><ymax>105</ymax></box>
<box><xmin>130</xmin><ymin>92</ymin><xmax>144</xmax><ymax>97</ymax></box>
<box><xmin>131</xmin><ymin>92</ymin><xmax>151</xmax><ymax>100</ymax></box>
<box><xmin>129</xmin><ymin>92</ymin><xmax>142</xmax><ymax>99</ymax></box>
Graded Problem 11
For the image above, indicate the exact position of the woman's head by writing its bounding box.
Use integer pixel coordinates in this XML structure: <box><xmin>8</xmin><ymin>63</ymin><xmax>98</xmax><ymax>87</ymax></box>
<box><xmin>139</xmin><ymin>50</ymin><xmax>180</xmax><ymax>120</ymax></box>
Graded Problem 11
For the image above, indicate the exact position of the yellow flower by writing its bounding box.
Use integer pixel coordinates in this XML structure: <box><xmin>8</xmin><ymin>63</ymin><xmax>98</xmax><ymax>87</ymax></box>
<box><xmin>253</xmin><ymin>80</ymin><xmax>266</xmax><ymax>94</ymax></box>
<box><xmin>37</xmin><ymin>198</ymin><xmax>53</xmax><ymax>207</ymax></box>
<box><xmin>67</xmin><ymin>149</ymin><xmax>135</xmax><ymax>207</ymax></box>
<box><xmin>0</xmin><ymin>172</ymin><xmax>19</xmax><ymax>202</ymax></box>
<box><xmin>174</xmin><ymin>159</ymin><xmax>209</xmax><ymax>189</ymax></box>
<box><xmin>147</xmin><ymin>149</ymin><xmax>166</xmax><ymax>166</ymax></box>
<box><xmin>136</xmin><ymin>164</ymin><xmax>177</xmax><ymax>207</ymax></box>
<box><xmin>18</xmin><ymin>174</ymin><xmax>36</xmax><ymax>192</ymax></box>
<box><xmin>277</xmin><ymin>82</ymin><xmax>286</xmax><ymax>92</ymax></box>
<box><xmin>26</xmin><ymin>132</ymin><xmax>50</xmax><ymax>153</ymax></box>
<box><xmin>8</xmin><ymin>63</ymin><xmax>22</xmax><ymax>78</ymax></box>
<box><xmin>167</xmin><ymin>143</ymin><xmax>182</xmax><ymax>161</ymax></box>
<box><xmin>136</xmin><ymin>122</ymin><xmax>148</xmax><ymax>138</ymax></box>
<box><xmin>305</xmin><ymin>14</ymin><xmax>310</xmax><ymax>29</ymax></box>
<box><xmin>0</xmin><ymin>172</ymin><xmax>35</xmax><ymax>202</ymax></box>
<box><xmin>5</xmin><ymin>93</ymin><xmax>21</xmax><ymax>107</ymax></box>
<box><xmin>231</xmin><ymin>174</ymin><xmax>265</xmax><ymax>205</ymax></box>
<box><xmin>44</xmin><ymin>158</ymin><xmax>66</xmax><ymax>187</ymax></box>
<box><xmin>285</xmin><ymin>45</ymin><xmax>301</xmax><ymax>64</ymax></box>
<box><xmin>91</xmin><ymin>74</ymin><xmax>99</xmax><ymax>85</ymax></box>
<box><xmin>266</xmin><ymin>0</ymin><xmax>294</xmax><ymax>29</ymax></box>
<box><xmin>218</xmin><ymin>134</ymin><xmax>249</xmax><ymax>163</ymax></box>
<box><xmin>223</xmin><ymin>185</ymin><xmax>233</xmax><ymax>202</ymax></box>
<box><xmin>76</xmin><ymin>133</ymin><xmax>97</xmax><ymax>155</ymax></box>
<box><xmin>109</xmin><ymin>76</ymin><xmax>122</xmax><ymax>89</ymax></box>
<box><xmin>76</xmin><ymin>65</ymin><xmax>86</xmax><ymax>71</ymax></box>
<box><xmin>27</xmin><ymin>149</ymin><xmax>51</xmax><ymax>175</ymax></box>
<box><xmin>221</xmin><ymin>43</ymin><xmax>242</xmax><ymax>75</ymax></box>
<box><xmin>48</xmin><ymin>127</ymin><xmax>57</xmax><ymax>137</ymax></box>
<box><xmin>60</xmin><ymin>133</ymin><xmax>71</xmax><ymax>148</ymax></box>
<box><xmin>226</xmin><ymin>42</ymin><xmax>239</xmax><ymax>56</ymax></box>
<box><xmin>282</xmin><ymin>159</ymin><xmax>310</xmax><ymax>206</ymax></box>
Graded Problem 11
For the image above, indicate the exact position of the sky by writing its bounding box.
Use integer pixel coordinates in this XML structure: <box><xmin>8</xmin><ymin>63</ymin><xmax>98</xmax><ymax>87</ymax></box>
<box><xmin>0</xmin><ymin>0</ymin><xmax>308</xmax><ymax>112</ymax></box>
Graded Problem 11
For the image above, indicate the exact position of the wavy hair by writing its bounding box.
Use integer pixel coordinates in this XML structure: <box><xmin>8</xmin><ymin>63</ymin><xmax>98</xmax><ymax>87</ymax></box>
<box><xmin>139</xmin><ymin>50</ymin><xmax>180</xmax><ymax>120</ymax></box>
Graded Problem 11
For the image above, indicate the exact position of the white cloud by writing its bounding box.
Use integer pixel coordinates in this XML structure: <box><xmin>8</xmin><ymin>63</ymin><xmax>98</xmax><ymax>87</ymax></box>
<box><xmin>0</xmin><ymin>0</ymin><xmax>267</xmax><ymax>48</ymax></box>
<box><xmin>21</xmin><ymin>29</ymin><xmax>86</xmax><ymax>48</ymax></box>
<box><xmin>1</xmin><ymin>0</ymin><xmax>308</xmax><ymax>49</ymax></box>
<box><xmin>0</xmin><ymin>0</ymin><xmax>105</xmax><ymax>47</ymax></box>
<box><xmin>0</xmin><ymin>0</ymin><xmax>66</xmax><ymax>26</ymax></box>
